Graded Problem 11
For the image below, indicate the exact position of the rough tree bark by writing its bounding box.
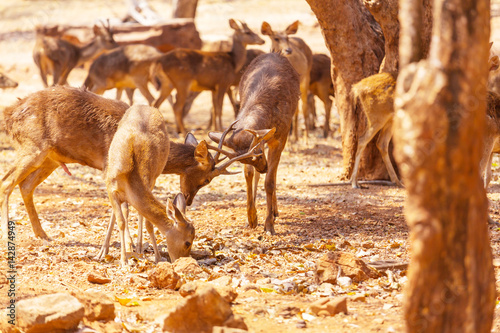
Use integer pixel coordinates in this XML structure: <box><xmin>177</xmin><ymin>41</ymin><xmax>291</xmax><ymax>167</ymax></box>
<box><xmin>172</xmin><ymin>0</ymin><xmax>199</xmax><ymax>19</ymax></box>
<box><xmin>305</xmin><ymin>0</ymin><xmax>385</xmax><ymax>180</ymax></box>
<box><xmin>394</xmin><ymin>0</ymin><xmax>495</xmax><ymax>331</ymax></box>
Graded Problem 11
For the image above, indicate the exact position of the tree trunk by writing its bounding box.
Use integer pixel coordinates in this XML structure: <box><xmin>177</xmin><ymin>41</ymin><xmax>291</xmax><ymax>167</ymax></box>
<box><xmin>305</xmin><ymin>0</ymin><xmax>385</xmax><ymax>180</ymax></box>
<box><xmin>394</xmin><ymin>0</ymin><xmax>495</xmax><ymax>331</ymax></box>
<box><xmin>172</xmin><ymin>0</ymin><xmax>198</xmax><ymax>19</ymax></box>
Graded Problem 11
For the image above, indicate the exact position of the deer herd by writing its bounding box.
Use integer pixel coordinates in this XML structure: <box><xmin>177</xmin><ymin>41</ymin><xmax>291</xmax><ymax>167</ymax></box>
<box><xmin>0</xmin><ymin>18</ymin><xmax>499</xmax><ymax>266</ymax></box>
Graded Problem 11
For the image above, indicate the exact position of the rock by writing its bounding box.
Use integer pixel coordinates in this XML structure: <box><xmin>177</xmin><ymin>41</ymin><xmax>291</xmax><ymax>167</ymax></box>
<box><xmin>17</xmin><ymin>293</ymin><xmax>84</xmax><ymax>332</ymax></box>
<box><xmin>148</xmin><ymin>262</ymin><xmax>181</xmax><ymax>289</ymax></box>
<box><xmin>296</xmin><ymin>320</ymin><xmax>307</xmax><ymax>328</ymax></box>
<box><xmin>210</xmin><ymin>276</ymin><xmax>233</xmax><ymax>288</ymax></box>
<box><xmin>179</xmin><ymin>281</ymin><xmax>238</xmax><ymax>303</ymax></box>
<box><xmin>87</xmin><ymin>273</ymin><xmax>111</xmax><ymax>284</ymax></box>
<box><xmin>315</xmin><ymin>251</ymin><xmax>379</xmax><ymax>284</ymax></box>
<box><xmin>159</xmin><ymin>285</ymin><xmax>246</xmax><ymax>333</ymax></box>
<box><xmin>212</xmin><ymin>326</ymin><xmax>248</xmax><ymax>333</ymax></box>
<box><xmin>336</xmin><ymin>276</ymin><xmax>352</xmax><ymax>287</ymax></box>
<box><xmin>349</xmin><ymin>294</ymin><xmax>366</xmax><ymax>302</ymax></box>
<box><xmin>190</xmin><ymin>249</ymin><xmax>212</xmax><ymax>260</ymax></box>
<box><xmin>309</xmin><ymin>297</ymin><xmax>348</xmax><ymax>316</ymax></box>
<box><xmin>361</xmin><ymin>241</ymin><xmax>374</xmax><ymax>249</ymax></box>
<box><xmin>173</xmin><ymin>257</ymin><xmax>209</xmax><ymax>280</ymax></box>
<box><xmin>71</xmin><ymin>291</ymin><xmax>115</xmax><ymax>322</ymax></box>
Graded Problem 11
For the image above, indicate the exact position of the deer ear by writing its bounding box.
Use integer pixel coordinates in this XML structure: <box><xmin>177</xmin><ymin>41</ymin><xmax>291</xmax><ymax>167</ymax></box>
<box><xmin>194</xmin><ymin>140</ymin><xmax>211</xmax><ymax>166</ymax></box>
<box><xmin>229</xmin><ymin>19</ymin><xmax>240</xmax><ymax>30</ymax></box>
<box><xmin>166</xmin><ymin>198</ymin><xmax>176</xmax><ymax>222</ymax></box>
<box><xmin>261</xmin><ymin>21</ymin><xmax>272</xmax><ymax>36</ymax></box>
<box><xmin>208</xmin><ymin>131</ymin><xmax>223</xmax><ymax>144</ymax></box>
<box><xmin>490</xmin><ymin>42</ymin><xmax>494</xmax><ymax>50</ymax></box>
<box><xmin>490</xmin><ymin>55</ymin><xmax>500</xmax><ymax>72</ymax></box>
<box><xmin>92</xmin><ymin>24</ymin><xmax>100</xmax><ymax>35</ymax></box>
<box><xmin>173</xmin><ymin>193</ymin><xmax>187</xmax><ymax>215</ymax></box>
<box><xmin>185</xmin><ymin>132</ymin><xmax>198</xmax><ymax>146</ymax></box>
<box><xmin>285</xmin><ymin>21</ymin><xmax>299</xmax><ymax>35</ymax></box>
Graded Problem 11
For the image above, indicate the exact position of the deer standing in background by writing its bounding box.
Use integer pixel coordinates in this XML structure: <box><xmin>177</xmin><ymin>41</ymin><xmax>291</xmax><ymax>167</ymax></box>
<box><xmin>0</xmin><ymin>87</ymin><xmax>247</xmax><ymax>259</ymax></box>
<box><xmin>84</xmin><ymin>44</ymin><xmax>163</xmax><ymax>105</ymax></box>
<box><xmin>309</xmin><ymin>53</ymin><xmax>335</xmax><ymax>138</ymax></box>
<box><xmin>261</xmin><ymin>21</ymin><xmax>313</xmax><ymax>142</ymax></box>
<box><xmin>105</xmin><ymin>105</ymin><xmax>194</xmax><ymax>265</ymax></box>
<box><xmin>209</xmin><ymin>52</ymin><xmax>300</xmax><ymax>235</ymax></box>
<box><xmin>152</xmin><ymin>19</ymin><xmax>264</xmax><ymax>134</ymax></box>
<box><xmin>33</xmin><ymin>22</ymin><xmax>118</xmax><ymax>87</ymax></box>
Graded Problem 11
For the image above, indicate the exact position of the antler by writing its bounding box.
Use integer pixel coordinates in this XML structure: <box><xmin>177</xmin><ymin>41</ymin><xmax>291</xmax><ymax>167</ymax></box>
<box><xmin>213</xmin><ymin>120</ymin><xmax>239</xmax><ymax>164</ymax></box>
<box><xmin>211</xmin><ymin>140</ymin><xmax>265</xmax><ymax>177</ymax></box>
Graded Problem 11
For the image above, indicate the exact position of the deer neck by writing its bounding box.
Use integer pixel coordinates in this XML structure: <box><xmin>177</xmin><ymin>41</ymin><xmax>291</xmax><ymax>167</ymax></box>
<box><xmin>162</xmin><ymin>141</ymin><xmax>197</xmax><ymax>175</ymax></box>
<box><xmin>78</xmin><ymin>39</ymin><xmax>103</xmax><ymax>66</ymax></box>
<box><xmin>230</xmin><ymin>35</ymin><xmax>248</xmax><ymax>73</ymax></box>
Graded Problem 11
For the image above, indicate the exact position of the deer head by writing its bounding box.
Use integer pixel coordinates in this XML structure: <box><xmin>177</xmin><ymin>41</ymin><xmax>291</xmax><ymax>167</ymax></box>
<box><xmin>165</xmin><ymin>193</ymin><xmax>195</xmax><ymax>262</ymax></box>
<box><xmin>229</xmin><ymin>18</ymin><xmax>265</xmax><ymax>46</ymax></box>
<box><xmin>261</xmin><ymin>20</ymin><xmax>299</xmax><ymax>55</ymax></box>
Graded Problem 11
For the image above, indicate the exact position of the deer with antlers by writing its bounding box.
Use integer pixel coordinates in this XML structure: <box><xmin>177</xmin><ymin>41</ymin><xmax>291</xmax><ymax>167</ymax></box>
<box><xmin>261</xmin><ymin>21</ymin><xmax>313</xmax><ymax>142</ymax></box>
<box><xmin>33</xmin><ymin>21</ymin><xmax>118</xmax><ymax>87</ymax></box>
<box><xmin>209</xmin><ymin>52</ymin><xmax>300</xmax><ymax>235</ymax></box>
<box><xmin>0</xmin><ymin>86</ymin><xmax>252</xmax><ymax>260</ymax></box>
<box><xmin>152</xmin><ymin>19</ymin><xmax>264</xmax><ymax>134</ymax></box>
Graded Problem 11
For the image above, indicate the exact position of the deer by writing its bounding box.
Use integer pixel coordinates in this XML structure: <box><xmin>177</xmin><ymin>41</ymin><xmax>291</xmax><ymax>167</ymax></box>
<box><xmin>152</xmin><ymin>19</ymin><xmax>265</xmax><ymax>134</ymax></box>
<box><xmin>33</xmin><ymin>21</ymin><xmax>118</xmax><ymax>87</ymax></box>
<box><xmin>105</xmin><ymin>104</ymin><xmax>195</xmax><ymax>266</ymax></box>
<box><xmin>208</xmin><ymin>52</ymin><xmax>300</xmax><ymax>235</ymax></box>
<box><xmin>261</xmin><ymin>21</ymin><xmax>313</xmax><ymax>143</ymax></box>
<box><xmin>83</xmin><ymin>44</ymin><xmax>163</xmax><ymax>105</ymax></box>
<box><xmin>0</xmin><ymin>72</ymin><xmax>18</xmax><ymax>89</ymax></box>
<box><xmin>308</xmin><ymin>53</ymin><xmax>335</xmax><ymax>138</ymax></box>
<box><xmin>0</xmin><ymin>86</ymin><xmax>252</xmax><ymax>257</ymax></box>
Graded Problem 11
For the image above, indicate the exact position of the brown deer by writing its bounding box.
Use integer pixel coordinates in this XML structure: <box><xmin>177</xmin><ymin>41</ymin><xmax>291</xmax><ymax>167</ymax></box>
<box><xmin>0</xmin><ymin>72</ymin><xmax>18</xmax><ymax>89</ymax></box>
<box><xmin>105</xmin><ymin>104</ymin><xmax>194</xmax><ymax>265</ymax></box>
<box><xmin>83</xmin><ymin>44</ymin><xmax>163</xmax><ymax>105</ymax></box>
<box><xmin>33</xmin><ymin>22</ymin><xmax>118</xmax><ymax>87</ymax></box>
<box><xmin>209</xmin><ymin>52</ymin><xmax>300</xmax><ymax>235</ymax></box>
<box><xmin>0</xmin><ymin>86</ymin><xmax>248</xmax><ymax>248</ymax></box>
<box><xmin>309</xmin><ymin>53</ymin><xmax>335</xmax><ymax>138</ymax></box>
<box><xmin>152</xmin><ymin>19</ymin><xmax>265</xmax><ymax>134</ymax></box>
<box><xmin>261</xmin><ymin>21</ymin><xmax>313</xmax><ymax>142</ymax></box>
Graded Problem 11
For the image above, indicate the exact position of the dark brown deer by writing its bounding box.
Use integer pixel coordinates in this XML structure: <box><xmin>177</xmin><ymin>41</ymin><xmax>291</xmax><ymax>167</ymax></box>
<box><xmin>261</xmin><ymin>21</ymin><xmax>313</xmax><ymax>142</ymax></box>
<box><xmin>309</xmin><ymin>53</ymin><xmax>335</xmax><ymax>138</ymax></box>
<box><xmin>84</xmin><ymin>44</ymin><xmax>163</xmax><ymax>105</ymax></box>
<box><xmin>0</xmin><ymin>86</ymin><xmax>249</xmax><ymax>248</ymax></box>
<box><xmin>33</xmin><ymin>22</ymin><xmax>118</xmax><ymax>87</ymax></box>
<box><xmin>152</xmin><ymin>19</ymin><xmax>264</xmax><ymax>134</ymax></box>
<box><xmin>209</xmin><ymin>52</ymin><xmax>300</xmax><ymax>235</ymax></box>
<box><xmin>105</xmin><ymin>104</ymin><xmax>194</xmax><ymax>265</ymax></box>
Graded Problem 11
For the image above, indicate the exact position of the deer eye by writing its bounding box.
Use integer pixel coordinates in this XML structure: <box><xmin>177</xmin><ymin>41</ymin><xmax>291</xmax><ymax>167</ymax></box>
<box><xmin>204</xmin><ymin>179</ymin><xmax>210</xmax><ymax>185</ymax></box>
<box><xmin>274</xmin><ymin>38</ymin><xmax>279</xmax><ymax>42</ymax></box>
<box><xmin>185</xmin><ymin>241</ymin><xmax>191</xmax><ymax>248</ymax></box>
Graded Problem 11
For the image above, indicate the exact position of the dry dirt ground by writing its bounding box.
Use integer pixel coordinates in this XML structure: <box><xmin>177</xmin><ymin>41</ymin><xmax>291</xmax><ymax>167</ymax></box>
<box><xmin>1</xmin><ymin>1</ymin><xmax>500</xmax><ymax>332</ymax></box>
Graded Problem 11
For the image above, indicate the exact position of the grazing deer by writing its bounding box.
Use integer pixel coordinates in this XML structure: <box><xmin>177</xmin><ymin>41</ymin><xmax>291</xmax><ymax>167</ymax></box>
<box><xmin>309</xmin><ymin>53</ymin><xmax>335</xmax><ymax>138</ymax></box>
<box><xmin>33</xmin><ymin>22</ymin><xmax>118</xmax><ymax>87</ymax></box>
<box><xmin>152</xmin><ymin>19</ymin><xmax>265</xmax><ymax>134</ymax></box>
<box><xmin>209</xmin><ymin>52</ymin><xmax>300</xmax><ymax>235</ymax></box>
<box><xmin>261</xmin><ymin>21</ymin><xmax>313</xmax><ymax>142</ymax></box>
<box><xmin>105</xmin><ymin>105</ymin><xmax>194</xmax><ymax>265</ymax></box>
<box><xmin>0</xmin><ymin>72</ymin><xmax>18</xmax><ymax>89</ymax></box>
<box><xmin>0</xmin><ymin>86</ymin><xmax>247</xmax><ymax>249</ymax></box>
<box><xmin>84</xmin><ymin>44</ymin><xmax>163</xmax><ymax>105</ymax></box>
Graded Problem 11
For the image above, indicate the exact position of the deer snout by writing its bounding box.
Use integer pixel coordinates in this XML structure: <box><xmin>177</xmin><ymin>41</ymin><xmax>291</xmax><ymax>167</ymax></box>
<box><xmin>284</xmin><ymin>48</ymin><xmax>293</xmax><ymax>55</ymax></box>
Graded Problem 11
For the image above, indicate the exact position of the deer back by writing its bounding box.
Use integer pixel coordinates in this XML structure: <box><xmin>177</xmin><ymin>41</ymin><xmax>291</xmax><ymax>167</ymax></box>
<box><xmin>4</xmin><ymin>86</ymin><xmax>128</xmax><ymax>171</ymax></box>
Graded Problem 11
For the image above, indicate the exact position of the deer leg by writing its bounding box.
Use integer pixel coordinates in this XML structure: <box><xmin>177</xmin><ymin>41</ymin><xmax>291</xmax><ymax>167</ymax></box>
<box><xmin>291</xmin><ymin>106</ymin><xmax>300</xmax><ymax>143</ymax></box>
<box><xmin>145</xmin><ymin>220</ymin><xmax>161</xmax><ymax>263</ymax></box>
<box><xmin>125</xmin><ymin>88</ymin><xmax>135</xmax><ymax>105</ymax></box>
<box><xmin>211</xmin><ymin>88</ymin><xmax>225</xmax><ymax>132</ymax></box>
<box><xmin>0</xmin><ymin>152</ymin><xmax>50</xmax><ymax>240</ymax></box>
<box><xmin>153</xmin><ymin>80</ymin><xmax>174</xmax><ymax>109</ymax></box>
<box><xmin>376</xmin><ymin>121</ymin><xmax>402</xmax><ymax>187</ymax></box>
<box><xmin>137</xmin><ymin>214</ymin><xmax>144</xmax><ymax>254</ymax></box>
<box><xmin>307</xmin><ymin>92</ymin><xmax>316</xmax><ymax>131</ymax></box>
<box><xmin>134</xmin><ymin>77</ymin><xmax>155</xmax><ymax>105</ymax></box>
<box><xmin>182</xmin><ymin>91</ymin><xmax>200</xmax><ymax>119</ymax></box>
<box><xmin>108</xmin><ymin>190</ymin><xmax>128</xmax><ymax>266</ymax></box>
<box><xmin>96</xmin><ymin>211</ymin><xmax>116</xmax><ymax>260</ymax></box>
<box><xmin>18</xmin><ymin>160</ymin><xmax>59</xmax><ymax>240</ymax></box>
<box><xmin>300</xmin><ymin>81</ymin><xmax>310</xmax><ymax>142</ymax></box>
<box><xmin>173</xmin><ymin>87</ymin><xmax>188</xmax><ymax>135</ymax></box>
<box><xmin>244</xmin><ymin>164</ymin><xmax>258</xmax><ymax>229</ymax></box>
<box><xmin>122</xmin><ymin>202</ymin><xmax>134</xmax><ymax>252</ymax></box>
<box><xmin>263</xmin><ymin>146</ymin><xmax>282</xmax><ymax>235</ymax></box>
<box><xmin>319</xmin><ymin>87</ymin><xmax>333</xmax><ymax>138</ymax></box>
<box><xmin>38</xmin><ymin>63</ymin><xmax>49</xmax><ymax>88</ymax></box>
<box><xmin>350</xmin><ymin>124</ymin><xmax>383</xmax><ymax>189</ymax></box>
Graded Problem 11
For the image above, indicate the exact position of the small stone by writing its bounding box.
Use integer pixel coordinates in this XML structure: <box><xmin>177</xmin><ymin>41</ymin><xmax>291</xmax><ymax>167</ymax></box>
<box><xmin>337</xmin><ymin>276</ymin><xmax>352</xmax><ymax>287</ymax></box>
<box><xmin>72</xmin><ymin>291</ymin><xmax>115</xmax><ymax>322</ymax></box>
<box><xmin>309</xmin><ymin>297</ymin><xmax>348</xmax><ymax>316</ymax></box>
<box><xmin>17</xmin><ymin>293</ymin><xmax>84</xmax><ymax>332</ymax></box>
<box><xmin>87</xmin><ymin>273</ymin><xmax>111</xmax><ymax>284</ymax></box>
<box><xmin>315</xmin><ymin>251</ymin><xmax>379</xmax><ymax>284</ymax></box>
<box><xmin>180</xmin><ymin>281</ymin><xmax>238</xmax><ymax>303</ymax></box>
<box><xmin>148</xmin><ymin>262</ymin><xmax>181</xmax><ymax>289</ymax></box>
<box><xmin>362</xmin><ymin>241</ymin><xmax>374</xmax><ymax>249</ymax></box>
<box><xmin>350</xmin><ymin>294</ymin><xmax>366</xmax><ymax>302</ymax></box>
<box><xmin>373</xmin><ymin>318</ymin><xmax>385</xmax><ymax>325</ymax></box>
<box><xmin>190</xmin><ymin>249</ymin><xmax>212</xmax><ymax>260</ymax></box>
<box><xmin>209</xmin><ymin>275</ymin><xmax>233</xmax><ymax>288</ymax></box>
<box><xmin>173</xmin><ymin>257</ymin><xmax>209</xmax><ymax>280</ymax></box>
<box><xmin>296</xmin><ymin>320</ymin><xmax>307</xmax><ymax>328</ymax></box>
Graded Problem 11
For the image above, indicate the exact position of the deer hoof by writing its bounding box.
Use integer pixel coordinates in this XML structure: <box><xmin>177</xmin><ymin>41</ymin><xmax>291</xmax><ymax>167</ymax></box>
<box><xmin>264</xmin><ymin>224</ymin><xmax>276</xmax><ymax>235</ymax></box>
